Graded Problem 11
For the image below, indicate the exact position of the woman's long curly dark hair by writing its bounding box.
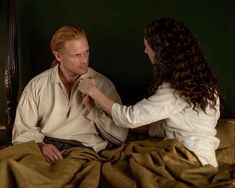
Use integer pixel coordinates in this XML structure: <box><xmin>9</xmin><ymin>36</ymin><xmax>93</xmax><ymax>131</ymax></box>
<box><xmin>144</xmin><ymin>18</ymin><xmax>218</xmax><ymax>111</ymax></box>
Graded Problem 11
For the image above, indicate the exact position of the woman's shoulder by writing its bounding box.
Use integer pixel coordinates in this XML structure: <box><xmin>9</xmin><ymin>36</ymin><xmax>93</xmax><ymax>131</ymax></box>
<box><xmin>158</xmin><ymin>82</ymin><xmax>171</xmax><ymax>89</ymax></box>
<box><xmin>156</xmin><ymin>82</ymin><xmax>175</xmax><ymax>95</ymax></box>
<box><xmin>151</xmin><ymin>82</ymin><xmax>186</xmax><ymax>105</ymax></box>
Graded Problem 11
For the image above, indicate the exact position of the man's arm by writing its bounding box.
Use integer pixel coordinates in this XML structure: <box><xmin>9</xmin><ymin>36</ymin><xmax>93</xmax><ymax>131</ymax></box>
<box><xmin>12</xmin><ymin>87</ymin><xmax>44</xmax><ymax>144</ymax></box>
<box><xmin>12</xmin><ymin>84</ymin><xmax>62</xmax><ymax>161</ymax></box>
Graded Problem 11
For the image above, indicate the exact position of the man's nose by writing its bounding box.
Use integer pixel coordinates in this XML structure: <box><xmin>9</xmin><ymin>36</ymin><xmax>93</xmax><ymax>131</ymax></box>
<box><xmin>80</xmin><ymin>54</ymin><xmax>88</xmax><ymax>63</ymax></box>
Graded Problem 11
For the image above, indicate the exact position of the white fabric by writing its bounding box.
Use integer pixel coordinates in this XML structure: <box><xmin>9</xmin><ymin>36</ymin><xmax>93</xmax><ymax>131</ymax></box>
<box><xmin>12</xmin><ymin>65</ymin><xmax>128</xmax><ymax>152</ymax></box>
<box><xmin>111</xmin><ymin>82</ymin><xmax>220</xmax><ymax>167</ymax></box>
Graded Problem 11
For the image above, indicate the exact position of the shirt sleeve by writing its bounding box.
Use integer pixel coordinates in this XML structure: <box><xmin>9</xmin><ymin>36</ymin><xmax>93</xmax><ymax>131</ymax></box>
<box><xmin>86</xmin><ymin>80</ymin><xmax>128</xmax><ymax>144</ymax></box>
<box><xmin>12</xmin><ymin>84</ymin><xmax>44</xmax><ymax>144</ymax></box>
<box><xmin>111</xmin><ymin>83</ymin><xmax>187</xmax><ymax>129</ymax></box>
<box><xmin>148</xmin><ymin>120</ymin><xmax>166</xmax><ymax>137</ymax></box>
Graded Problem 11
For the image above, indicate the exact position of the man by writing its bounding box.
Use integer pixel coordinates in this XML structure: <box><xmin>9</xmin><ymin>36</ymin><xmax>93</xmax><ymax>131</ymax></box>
<box><xmin>12</xmin><ymin>25</ymin><xmax>128</xmax><ymax>161</ymax></box>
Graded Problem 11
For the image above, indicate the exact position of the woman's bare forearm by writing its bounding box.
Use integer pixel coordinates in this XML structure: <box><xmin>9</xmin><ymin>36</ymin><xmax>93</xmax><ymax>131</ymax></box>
<box><xmin>88</xmin><ymin>86</ymin><xmax>114</xmax><ymax>114</ymax></box>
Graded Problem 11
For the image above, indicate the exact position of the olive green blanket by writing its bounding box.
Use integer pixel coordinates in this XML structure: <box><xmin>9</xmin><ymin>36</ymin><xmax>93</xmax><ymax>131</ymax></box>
<box><xmin>0</xmin><ymin>136</ymin><xmax>235</xmax><ymax>188</ymax></box>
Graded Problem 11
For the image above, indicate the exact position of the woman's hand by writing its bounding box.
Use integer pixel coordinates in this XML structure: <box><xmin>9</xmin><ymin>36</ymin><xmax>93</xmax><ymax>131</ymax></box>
<box><xmin>82</xmin><ymin>94</ymin><xmax>95</xmax><ymax>111</ymax></box>
<box><xmin>78</xmin><ymin>78</ymin><xmax>96</xmax><ymax>95</ymax></box>
<box><xmin>78</xmin><ymin>78</ymin><xmax>114</xmax><ymax>114</ymax></box>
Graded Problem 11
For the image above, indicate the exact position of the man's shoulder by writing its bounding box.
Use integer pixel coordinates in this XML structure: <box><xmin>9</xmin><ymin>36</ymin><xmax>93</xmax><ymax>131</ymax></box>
<box><xmin>26</xmin><ymin>67</ymin><xmax>53</xmax><ymax>89</ymax></box>
<box><xmin>88</xmin><ymin>67</ymin><xmax>121</xmax><ymax>101</ymax></box>
<box><xmin>33</xmin><ymin>68</ymin><xmax>51</xmax><ymax>80</ymax></box>
<box><xmin>87</xmin><ymin>67</ymin><xmax>113</xmax><ymax>85</ymax></box>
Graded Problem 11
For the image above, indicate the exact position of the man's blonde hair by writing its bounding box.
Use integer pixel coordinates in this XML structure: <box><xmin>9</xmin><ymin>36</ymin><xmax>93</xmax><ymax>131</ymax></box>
<box><xmin>50</xmin><ymin>25</ymin><xmax>87</xmax><ymax>54</ymax></box>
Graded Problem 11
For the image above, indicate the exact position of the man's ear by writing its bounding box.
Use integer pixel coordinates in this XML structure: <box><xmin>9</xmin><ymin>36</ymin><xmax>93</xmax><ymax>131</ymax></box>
<box><xmin>53</xmin><ymin>51</ymin><xmax>61</xmax><ymax>62</ymax></box>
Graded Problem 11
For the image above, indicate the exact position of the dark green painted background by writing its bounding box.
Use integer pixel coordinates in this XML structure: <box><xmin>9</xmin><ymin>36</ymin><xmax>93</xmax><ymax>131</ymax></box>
<box><xmin>1</xmin><ymin>0</ymin><xmax>235</xmax><ymax>124</ymax></box>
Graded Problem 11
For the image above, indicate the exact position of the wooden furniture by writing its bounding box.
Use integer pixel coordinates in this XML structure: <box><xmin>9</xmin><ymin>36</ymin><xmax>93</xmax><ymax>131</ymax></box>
<box><xmin>4</xmin><ymin>0</ymin><xmax>19</xmax><ymax>144</ymax></box>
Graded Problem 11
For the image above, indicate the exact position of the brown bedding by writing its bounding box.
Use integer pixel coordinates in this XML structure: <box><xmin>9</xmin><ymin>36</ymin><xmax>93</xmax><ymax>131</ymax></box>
<box><xmin>0</xmin><ymin>119</ymin><xmax>235</xmax><ymax>188</ymax></box>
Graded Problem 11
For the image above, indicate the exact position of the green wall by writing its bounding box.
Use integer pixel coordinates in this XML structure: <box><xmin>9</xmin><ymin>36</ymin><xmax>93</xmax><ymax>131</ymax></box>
<box><xmin>1</xmin><ymin>0</ymin><xmax>235</xmax><ymax>124</ymax></box>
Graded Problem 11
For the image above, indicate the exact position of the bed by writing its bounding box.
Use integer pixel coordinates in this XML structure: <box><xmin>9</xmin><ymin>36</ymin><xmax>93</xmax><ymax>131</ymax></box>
<box><xmin>1</xmin><ymin>120</ymin><xmax>235</xmax><ymax>188</ymax></box>
<box><xmin>1</xmin><ymin>0</ymin><xmax>235</xmax><ymax>187</ymax></box>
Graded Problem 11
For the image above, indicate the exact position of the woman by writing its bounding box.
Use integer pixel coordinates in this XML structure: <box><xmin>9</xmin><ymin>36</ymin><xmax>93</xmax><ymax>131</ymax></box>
<box><xmin>78</xmin><ymin>18</ymin><xmax>220</xmax><ymax>167</ymax></box>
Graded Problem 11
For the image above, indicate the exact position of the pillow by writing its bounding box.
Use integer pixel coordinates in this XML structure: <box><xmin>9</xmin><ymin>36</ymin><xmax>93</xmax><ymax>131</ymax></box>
<box><xmin>216</xmin><ymin>119</ymin><xmax>235</xmax><ymax>149</ymax></box>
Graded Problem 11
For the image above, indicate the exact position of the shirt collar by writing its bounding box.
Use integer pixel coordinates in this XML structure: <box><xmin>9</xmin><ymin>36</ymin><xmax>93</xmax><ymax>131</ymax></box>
<box><xmin>50</xmin><ymin>64</ymin><xmax>93</xmax><ymax>84</ymax></box>
<box><xmin>50</xmin><ymin>64</ymin><xmax>61</xmax><ymax>84</ymax></box>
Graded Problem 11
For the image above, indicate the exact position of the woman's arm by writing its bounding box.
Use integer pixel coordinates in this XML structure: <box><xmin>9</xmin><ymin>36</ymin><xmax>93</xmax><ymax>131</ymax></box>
<box><xmin>78</xmin><ymin>78</ymin><xmax>114</xmax><ymax>114</ymax></box>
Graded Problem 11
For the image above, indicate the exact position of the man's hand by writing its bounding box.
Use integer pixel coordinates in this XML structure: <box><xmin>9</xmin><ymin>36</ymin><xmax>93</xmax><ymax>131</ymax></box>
<box><xmin>38</xmin><ymin>142</ymin><xmax>63</xmax><ymax>161</ymax></box>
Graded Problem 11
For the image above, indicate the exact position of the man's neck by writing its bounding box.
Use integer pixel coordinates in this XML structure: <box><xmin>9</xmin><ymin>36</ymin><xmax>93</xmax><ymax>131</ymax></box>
<box><xmin>58</xmin><ymin>68</ymin><xmax>79</xmax><ymax>97</ymax></box>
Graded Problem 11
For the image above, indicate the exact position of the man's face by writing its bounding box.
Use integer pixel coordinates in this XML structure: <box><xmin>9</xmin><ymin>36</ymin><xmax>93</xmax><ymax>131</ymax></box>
<box><xmin>56</xmin><ymin>37</ymin><xmax>89</xmax><ymax>77</ymax></box>
<box><xmin>144</xmin><ymin>39</ymin><xmax>156</xmax><ymax>64</ymax></box>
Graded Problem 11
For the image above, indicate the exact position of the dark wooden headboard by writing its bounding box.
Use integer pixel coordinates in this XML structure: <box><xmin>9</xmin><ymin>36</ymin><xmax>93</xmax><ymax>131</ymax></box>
<box><xmin>4</xmin><ymin>0</ymin><xmax>18</xmax><ymax>144</ymax></box>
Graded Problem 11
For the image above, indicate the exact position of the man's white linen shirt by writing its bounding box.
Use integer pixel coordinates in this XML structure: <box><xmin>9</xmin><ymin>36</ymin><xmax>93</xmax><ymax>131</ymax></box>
<box><xmin>111</xmin><ymin>82</ymin><xmax>220</xmax><ymax>167</ymax></box>
<box><xmin>12</xmin><ymin>65</ymin><xmax>128</xmax><ymax>152</ymax></box>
